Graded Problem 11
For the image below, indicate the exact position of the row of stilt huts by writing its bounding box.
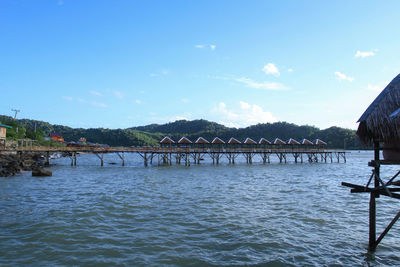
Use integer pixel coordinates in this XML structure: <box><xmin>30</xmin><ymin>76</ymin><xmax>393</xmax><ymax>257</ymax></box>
<box><xmin>159</xmin><ymin>136</ymin><xmax>327</xmax><ymax>148</ymax></box>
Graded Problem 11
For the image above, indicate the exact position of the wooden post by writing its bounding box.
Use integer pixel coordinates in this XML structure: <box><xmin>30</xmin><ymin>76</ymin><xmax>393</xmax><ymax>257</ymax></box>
<box><xmin>369</xmin><ymin>141</ymin><xmax>380</xmax><ymax>250</ymax></box>
<box><xmin>74</xmin><ymin>152</ymin><xmax>77</xmax><ymax>166</ymax></box>
<box><xmin>101</xmin><ymin>153</ymin><xmax>104</xmax><ymax>167</ymax></box>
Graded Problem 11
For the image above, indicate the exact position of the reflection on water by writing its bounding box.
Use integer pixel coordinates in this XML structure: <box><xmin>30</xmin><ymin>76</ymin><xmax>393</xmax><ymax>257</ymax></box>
<box><xmin>1</xmin><ymin>151</ymin><xmax>400</xmax><ymax>266</ymax></box>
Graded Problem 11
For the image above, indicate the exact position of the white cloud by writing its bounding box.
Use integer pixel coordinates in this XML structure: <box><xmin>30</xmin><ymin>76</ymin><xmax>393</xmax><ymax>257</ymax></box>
<box><xmin>62</xmin><ymin>96</ymin><xmax>73</xmax><ymax>101</ymax></box>
<box><xmin>135</xmin><ymin>99</ymin><xmax>141</xmax><ymax>104</ymax></box>
<box><xmin>90</xmin><ymin>90</ymin><xmax>103</xmax><ymax>97</ymax></box>
<box><xmin>91</xmin><ymin>102</ymin><xmax>107</xmax><ymax>108</ymax></box>
<box><xmin>181</xmin><ymin>98</ymin><xmax>190</xmax><ymax>103</ymax></box>
<box><xmin>355</xmin><ymin>50</ymin><xmax>375</xmax><ymax>58</ymax></box>
<box><xmin>334</xmin><ymin>72</ymin><xmax>354</xmax><ymax>82</ymax></box>
<box><xmin>77</xmin><ymin>98</ymin><xmax>86</xmax><ymax>103</ymax></box>
<box><xmin>195</xmin><ymin>44</ymin><xmax>216</xmax><ymax>51</ymax></box>
<box><xmin>212</xmin><ymin>101</ymin><xmax>277</xmax><ymax>127</ymax></box>
<box><xmin>262</xmin><ymin>63</ymin><xmax>280</xmax><ymax>76</ymax></box>
<box><xmin>288</xmin><ymin>68</ymin><xmax>293</xmax><ymax>72</ymax></box>
<box><xmin>235</xmin><ymin>77</ymin><xmax>288</xmax><ymax>90</ymax></box>
<box><xmin>114</xmin><ymin>90</ymin><xmax>123</xmax><ymax>99</ymax></box>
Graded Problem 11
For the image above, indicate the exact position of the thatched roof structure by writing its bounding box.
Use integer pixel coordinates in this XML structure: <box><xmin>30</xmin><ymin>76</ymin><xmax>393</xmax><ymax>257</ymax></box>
<box><xmin>357</xmin><ymin>73</ymin><xmax>400</xmax><ymax>143</ymax></box>
<box><xmin>259</xmin><ymin>138</ymin><xmax>271</xmax><ymax>145</ymax></box>
<box><xmin>160</xmin><ymin>136</ymin><xmax>175</xmax><ymax>144</ymax></box>
<box><xmin>243</xmin><ymin>137</ymin><xmax>257</xmax><ymax>145</ymax></box>
<box><xmin>273</xmin><ymin>138</ymin><xmax>286</xmax><ymax>145</ymax></box>
<box><xmin>211</xmin><ymin>137</ymin><xmax>225</xmax><ymax>144</ymax></box>
<box><xmin>178</xmin><ymin>137</ymin><xmax>192</xmax><ymax>144</ymax></box>
<box><xmin>301</xmin><ymin>138</ymin><xmax>313</xmax><ymax>145</ymax></box>
<box><xmin>314</xmin><ymin>139</ymin><xmax>327</xmax><ymax>145</ymax></box>
<box><xmin>287</xmin><ymin>138</ymin><xmax>300</xmax><ymax>145</ymax></box>
<box><xmin>195</xmin><ymin>137</ymin><xmax>209</xmax><ymax>144</ymax></box>
<box><xmin>227</xmin><ymin>137</ymin><xmax>241</xmax><ymax>144</ymax></box>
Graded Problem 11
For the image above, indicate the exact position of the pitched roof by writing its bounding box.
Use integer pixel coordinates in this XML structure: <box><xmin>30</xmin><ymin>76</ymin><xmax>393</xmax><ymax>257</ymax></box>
<box><xmin>243</xmin><ymin>137</ymin><xmax>257</xmax><ymax>145</ymax></box>
<box><xmin>211</xmin><ymin>137</ymin><xmax>225</xmax><ymax>144</ymax></box>
<box><xmin>195</xmin><ymin>137</ymin><xmax>209</xmax><ymax>144</ymax></box>
<box><xmin>287</xmin><ymin>138</ymin><xmax>300</xmax><ymax>145</ymax></box>
<box><xmin>227</xmin><ymin>137</ymin><xmax>241</xmax><ymax>144</ymax></box>
<box><xmin>0</xmin><ymin>123</ymin><xmax>12</xmax><ymax>129</ymax></box>
<box><xmin>314</xmin><ymin>139</ymin><xmax>327</xmax><ymax>145</ymax></box>
<box><xmin>178</xmin><ymin>136</ymin><xmax>192</xmax><ymax>144</ymax></box>
<box><xmin>301</xmin><ymin>138</ymin><xmax>313</xmax><ymax>145</ymax></box>
<box><xmin>273</xmin><ymin>138</ymin><xmax>286</xmax><ymax>145</ymax></box>
<box><xmin>357</xmin><ymin>73</ymin><xmax>400</xmax><ymax>143</ymax></box>
<box><xmin>160</xmin><ymin>136</ymin><xmax>175</xmax><ymax>144</ymax></box>
<box><xmin>259</xmin><ymin>138</ymin><xmax>271</xmax><ymax>145</ymax></box>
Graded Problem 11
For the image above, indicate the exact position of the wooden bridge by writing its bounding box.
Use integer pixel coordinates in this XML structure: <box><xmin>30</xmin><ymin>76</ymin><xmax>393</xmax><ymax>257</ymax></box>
<box><xmin>1</xmin><ymin>146</ymin><xmax>346</xmax><ymax>167</ymax></box>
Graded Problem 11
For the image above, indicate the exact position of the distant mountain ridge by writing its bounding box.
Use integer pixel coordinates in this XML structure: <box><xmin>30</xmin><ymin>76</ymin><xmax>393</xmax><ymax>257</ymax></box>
<box><xmin>0</xmin><ymin>115</ymin><xmax>362</xmax><ymax>149</ymax></box>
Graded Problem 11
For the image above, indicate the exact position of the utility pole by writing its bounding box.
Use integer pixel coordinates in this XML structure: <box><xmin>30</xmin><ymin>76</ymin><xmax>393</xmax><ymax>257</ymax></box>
<box><xmin>11</xmin><ymin>109</ymin><xmax>20</xmax><ymax>120</ymax></box>
<box><xmin>11</xmin><ymin>109</ymin><xmax>20</xmax><ymax>134</ymax></box>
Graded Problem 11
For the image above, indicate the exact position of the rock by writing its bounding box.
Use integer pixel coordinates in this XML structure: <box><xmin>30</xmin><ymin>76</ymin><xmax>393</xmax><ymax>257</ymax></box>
<box><xmin>32</xmin><ymin>167</ymin><xmax>52</xmax><ymax>177</ymax></box>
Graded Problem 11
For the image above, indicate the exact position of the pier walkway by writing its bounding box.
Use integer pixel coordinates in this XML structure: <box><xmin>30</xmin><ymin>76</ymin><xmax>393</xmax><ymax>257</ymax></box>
<box><xmin>1</xmin><ymin>146</ymin><xmax>346</xmax><ymax>167</ymax></box>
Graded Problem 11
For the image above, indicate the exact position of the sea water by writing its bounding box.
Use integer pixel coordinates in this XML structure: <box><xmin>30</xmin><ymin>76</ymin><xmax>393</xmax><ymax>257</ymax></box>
<box><xmin>1</xmin><ymin>151</ymin><xmax>400</xmax><ymax>266</ymax></box>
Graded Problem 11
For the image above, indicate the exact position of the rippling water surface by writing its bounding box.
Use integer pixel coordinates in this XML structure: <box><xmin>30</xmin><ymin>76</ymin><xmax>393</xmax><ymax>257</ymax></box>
<box><xmin>1</xmin><ymin>151</ymin><xmax>400</xmax><ymax>266</ymax></box>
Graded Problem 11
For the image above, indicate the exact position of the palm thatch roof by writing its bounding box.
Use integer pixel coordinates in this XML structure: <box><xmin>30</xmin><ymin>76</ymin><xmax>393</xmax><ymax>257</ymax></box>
<box><xmin>195</xmin><ymin>137</ymin><xmax>209</xmax><ymax>144</ymax></box>
<box><xmin>301</xmin><ymin>138</ymin><xmax>313</xmax><ymax>145</ymax></box>
<box><xmin>243</xmin><ymin>137</ymin><xmax>257</xmax><ymax>145</ymax></box>
<box><xmin>357</xmin><ymin>73</ymin><xmax>400</xmax><ymax>143</ymax></box>
<box><xmin>259</xmin><ymin>138</ymin><xmax>271</xmax><ymax>145</ymax></box>
<box><xmin>287</xmin><ymin>138</ymin><xmax>300</xmax><ymax>145</ymax></box>
<box><xmin>178</xmin><ymin>136</ymin><xmax>192</xmax><ymax>144</ymax></box>
<box><xmin>160</xmin><ymin>136</ymin><xmax>175</xmax><ymax>144</ymax></box>
<box><xmin>273</xmin><ymin>138</ymin><xmax>286</xmax><ymax>145</ymax></box>
<box><xmin>211</xmin><ymin>137</ymin><xmax>225</xmax><ymax>144</ymax></box>
<box><xmin>227</xmin><ymin>137</ymin><xmax>241</xmax><ymax>144</ymax></box>
<box><xmin>314</xmin><ymin>139</ymin><xmax>327</xmax><ymax>145</ymax></box>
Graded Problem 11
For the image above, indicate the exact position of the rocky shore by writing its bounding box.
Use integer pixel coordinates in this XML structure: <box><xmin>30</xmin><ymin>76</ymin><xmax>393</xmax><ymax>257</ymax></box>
<box><xmin>0</xmin><ymin>152</ymin><xmax>46</xmax><ymax>177</ymax></box>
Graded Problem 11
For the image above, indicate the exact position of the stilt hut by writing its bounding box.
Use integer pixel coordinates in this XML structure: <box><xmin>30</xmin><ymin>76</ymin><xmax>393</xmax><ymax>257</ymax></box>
<box><xmin>177</xmin><ymin>137</ymin><xmax>192</xmax><ymax>148</ymax></box>
<box><xmin>195</xmin><ymin>137</ymin><xmax>209</xmax><ymax>149</ymax></box>
<box><xmin>273</xmin><ymin>138</ymin><xmax>286</xmax><ymax>149</ymax></box>
<box><xmin>211</xmin><ymin>137</ymin><xmax>225</xmax><ymax>151</ymax></box>
<box><xmin>160</xmin><ymin>136</ymin><xmax>175</xmax><ymax>148</ymax></box>
<box><xmin>357</xmin><ymin>73</ymin><xmax>400</xmax><ymax>159</ymax></box>
<box><xmin>287</xmin><ymin>138</ymin><xmax>300</xmax><ymax>149</ymax></box>
<box><xmin>301</xmin><ymin>138</ymin><xmax>313</xmax><ymax>145</ymax></box>
<box><xmin>313</xmin><ymin>139</ymin><xmax>327</xmax><ymax>150</ymax></box>
<box><xmin>342</xmin><ymin>73</ymin><xmax>400</xmax><ymax>250</ymax></box>
<box><xmin>227</xmin><ymin>137</ymin><xmax>241</xmax><ymax>149</ymax></box>
<box><xmin>301</xmin><ymin>138</ymin><xmax>313</xmax><ymax>150</ymax></box>
<box><xmin>243</xmin><ymin>137</ymin><xmax>257</xmax><ymax>149</ymax></box>
<box><xmin>259</xmin><ymin>138</ymin><xmax>271</xmax><ymax>149</ymax></box>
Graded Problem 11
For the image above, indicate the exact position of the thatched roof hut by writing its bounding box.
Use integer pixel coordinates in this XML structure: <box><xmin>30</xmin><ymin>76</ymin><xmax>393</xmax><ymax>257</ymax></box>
<box><xmin>160</xmin><ymin>136</ymin><xmax>175</xmax><ymax>144</ymax></box>
<box><xmin>357</xmin><ymin>73</ymin><xmax>400</xmax><ymax>144</ymax></box>
<box><xmin>178</xmin><ymin>137</ymin><xmax>192</xmax><ymax>144</ymax></box>
<box><xmin>273</xmin><ymin>138</ymin><xmax>286</xmax><ymax>145</ymax></box>
<box><xmin>314</xmin><ymin>139</ymin><xmax>327</xmax><ymax>145</ymax></box>
<box><xmin>195</xmin><ymin>137</ymin><xmax>209</xmax><ymax>144</ymax></box>
<box><xmin>287</xmin><ymin>138</ymin><xmax>300</xmax><ymax>145</ymax></box>
<box><xmin>227</xmin><ymin>137</ymin><xmax>241</xmax><ymax>144</ymax></box>
<box><xmin>259</xmin><ymin>138</ymin><xmax>271</xmax><ymax>145</ymax></box>
<box><xmin>211</xmin><ymin>137</ymin><xmax>225</xmax><ymax>144</ymax></box>
<box><xmin>301</xmin><ymin>138</ymin><xmax>313</xmax><ymax>145</ymax></box>
<box><xmin>243</xmin><ymin>137</ymin><xmax>257</xmax><ymax>145</ymax></box>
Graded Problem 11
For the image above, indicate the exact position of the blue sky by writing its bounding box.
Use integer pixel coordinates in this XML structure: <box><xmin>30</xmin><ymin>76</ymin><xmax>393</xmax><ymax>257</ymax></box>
<box><xmin>1</xmin><ymin>1</ymin><xmax>400</xmax><ymax>129</ymax></box>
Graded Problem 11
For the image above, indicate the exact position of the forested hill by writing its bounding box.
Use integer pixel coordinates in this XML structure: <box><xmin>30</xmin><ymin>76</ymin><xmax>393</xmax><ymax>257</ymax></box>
<box><xmin>0</xmin><ymin>115</ymin><xmax>363</xmax><ymax>149</ymax></box>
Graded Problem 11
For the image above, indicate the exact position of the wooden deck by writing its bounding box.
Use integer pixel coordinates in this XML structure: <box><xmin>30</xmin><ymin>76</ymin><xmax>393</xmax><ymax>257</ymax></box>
<box><xmin>1</xmin><ymin>146</ymin><xmax>346</xmax><ymax>167</ymax></box>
